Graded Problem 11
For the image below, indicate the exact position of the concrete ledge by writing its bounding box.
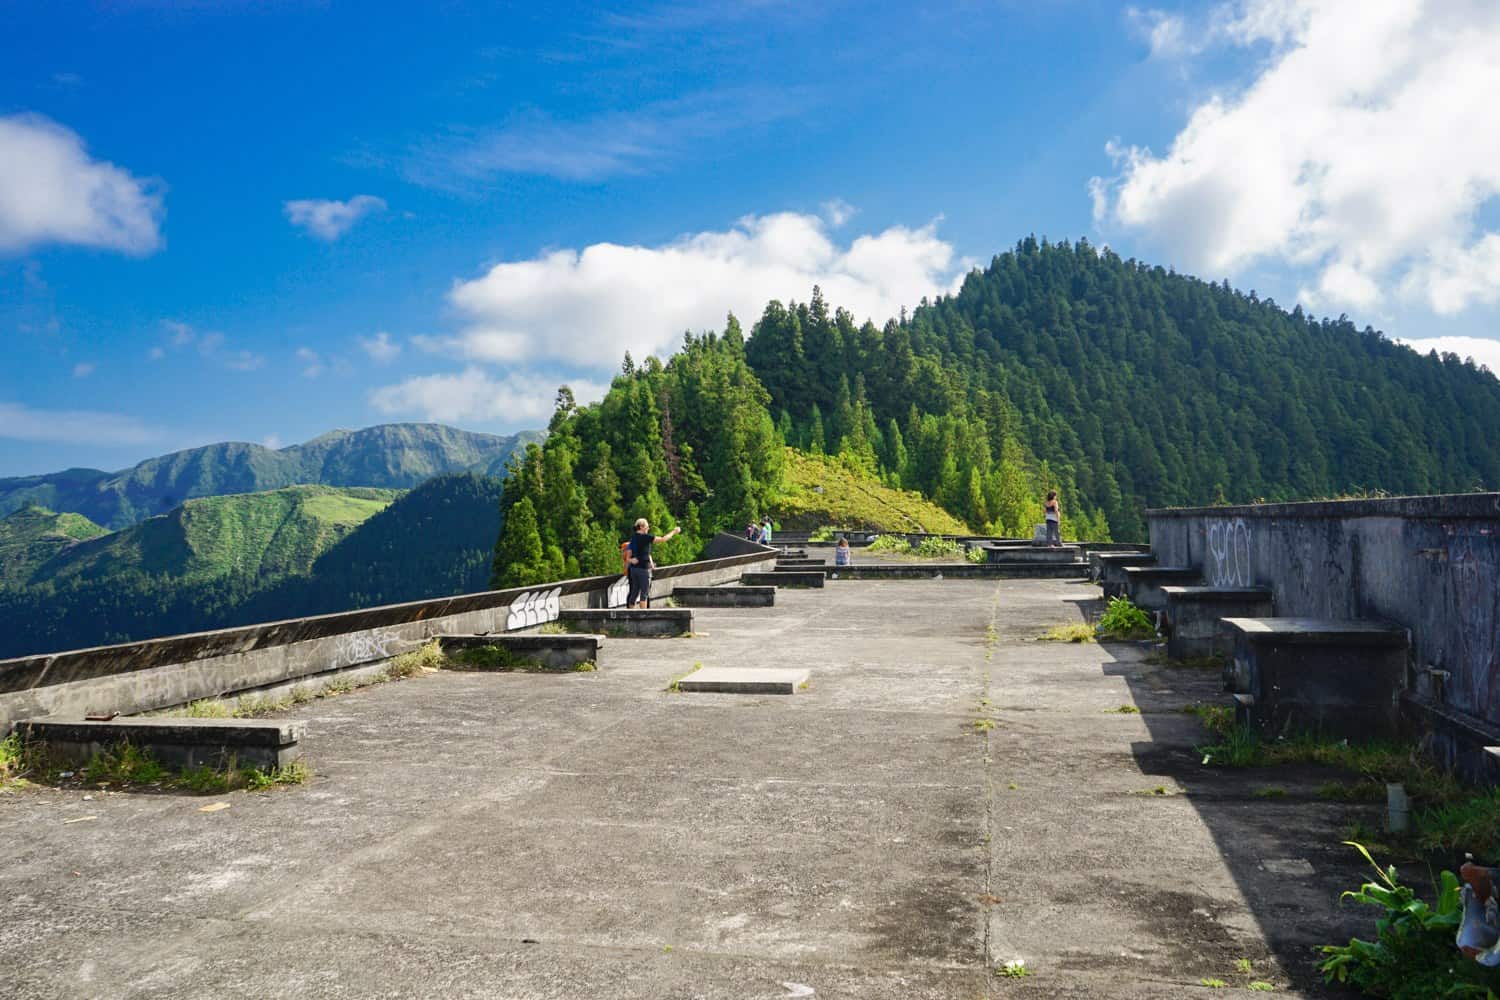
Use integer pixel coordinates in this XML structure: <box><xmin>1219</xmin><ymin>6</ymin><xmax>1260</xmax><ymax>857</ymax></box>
<box><xmin>742</xmin><ymin>571</ymin><xmax>825</xmax><ymax>588</ymax></box>
<box><xmin>437</xmin><ymin>634</ymin><xmax>602</xmax><ymax>670</ymax></box>
<box><xmin>1223</xmin><ymin>618</ymin><xmax>1407</xmax><ymax>739</ymax></box>
<box><xmin>1402</xmin><ymin>695</ymin><xmax>1500</xmax><ymax>785</ymax></box>
<box><xmin>1121</xmin><ymin>566</ymin><xmax>1200</xmax><ymax>610</ymax></box>
<box><xmin>1162</xmin><ymin>587</ymin><xmax>1274</xmax><ymax>660</ymax></box>
<box><xmin>670</xmin><ymin>587</ymin><xmax>776</xmax><ymax>608</ymax></box>
<box><xmin>826</xmin><ymin>563</ymin><xmax>1087</xmax><ymax>580</ymax></box>
<box><xmin>675</xmin><ymin>666</ymin><xmax>808</xmax><ymax>694</ymax></box>
<box><xmin>20</xmin><ymin>716</ymin><xmax>304</xmax><ymax>770</ymax></box>
<box><xmin>983</xmin><ymin>544</ymin><xmax>1082</xmax><ymax>564</ymax></box>
<box><xmin>1092</xmin><ymin>552</ymin><xmax>1157</xmax><ymax>588</ymax></box>
<box><xmin>775</xmin><ymin>559</ymin><xmax>828</xmax><ymax>568</ymax></box>
<box><xmin>557</xmin><ymin>609</ymin><xmax>692</xmax><ymax>637</ymax></box>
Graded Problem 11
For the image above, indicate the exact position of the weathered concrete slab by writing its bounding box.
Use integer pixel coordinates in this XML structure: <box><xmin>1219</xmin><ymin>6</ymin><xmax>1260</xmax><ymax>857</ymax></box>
<box><xmin>1161</xmin><ymin>586</ymin><xmax>1274</xmax><ymax>660</ymax></box>
<box><xmin>438</xmin><ymin>633</ymin><xmax>602</xmax><ymax>670</ymax></box>
<box><xmin>983</xmin><ymin>543</ymin><xmax>1083</xmax><ymax>564</ymax></box>
<box><xmin>20</xmin><ymin>715</ymin><xmax>304</xmax><ymax>769</ymax></box>
<box><xmin>674</xmin><ymin>666</ymin><xmax>808</xmax><ymax>694</ymax></box>
<box><xmin>1224</xmin><ymin>617</ymin><xmax>1407</xmax><ymax>738</ymax></box>
<box><xmin>669</xmin><ymin>586</ymin><xmax>775</xmax><ymax>608</ymax></box>
<box><xmin>1121</xmin><ymin>565</ymin><xmax>1201</xmax><ymax>610</ymax></box>
<box><xmin>742</xmin><ymin>571</ymin><xmax>825</xmax><ymax>588</ymax></box>
<box><xmin>558</xmin><ymin>608</ymin><xmax>692</xmax><ymax>637</ymax></box>
<box><xmin>1093</xmin><ymin>550</ymin><xmax>1158</xmax><ymax>588</ymax></box>
<box><xmin>828</xmin><ymin>562</ymin><xmax>1087</xmax><ymax>579</ymax></box>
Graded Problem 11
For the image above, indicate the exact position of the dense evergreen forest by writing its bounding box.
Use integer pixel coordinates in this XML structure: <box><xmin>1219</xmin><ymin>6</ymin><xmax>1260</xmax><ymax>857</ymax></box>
<box><xmin>0</xmin><ymin>475</ymin><xmax>502</xmax><ymax>657</ymax></box>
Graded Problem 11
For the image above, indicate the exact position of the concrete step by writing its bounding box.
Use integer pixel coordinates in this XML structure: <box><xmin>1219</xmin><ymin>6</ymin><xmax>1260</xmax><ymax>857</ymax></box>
<box><xmin>826</xmin><ymin>562</ymin><xmax>1088</xmax><ymax>580</ymax></box>
<box><xmin>1119</xmin><ymin>566</ymin><xmax>1200</xmax><ymax>610</ymax></box>
<box><xmin>1222</xmin><ymin>617</ymin><xmax>1407</xmax><ymax>739</ymax></box>
<box><xmin>982</xmin><ymin>543</ymin><xmax>1083</xmax><ymax>564</ymax></box>
<box><xmin>438</xmin><ymin>634</ymin><xmax>601</xmax><ymax>671</ymax></box>
<box><xmin>1092</xmin><ymin>552</ymin><xmax>1158</xmax><ymax>588</ymax></box>
<box><xmin>20</xmin><ymin>716</ymin><xmax>304</xmax><ymax>770</ymax></box>
<box><xmin>1159</xmin><ymin>586</ymin><xmax>1274</xmax><ymax>660</ymax></box>
<box><xmin>670</xmin><ymin>586</ymin><xmax>776</xmax><ymax>608</ymax></box>
<box><xmin>674</xmin><ymin>666</ymin><xmax>808</xmax><ymax>694</ymax></box>
<box><xmin>557</xmin><ymin>608</ymin><xmax>692</xmax><ymax>637</ymax></box>
<box><xmin>742</xmin><ymin>571</ymin><xmax>825</xmax><ymax>588</ymax></box>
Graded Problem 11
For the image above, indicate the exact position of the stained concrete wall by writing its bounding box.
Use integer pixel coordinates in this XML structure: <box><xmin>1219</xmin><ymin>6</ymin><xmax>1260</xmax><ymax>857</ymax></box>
<box><xmin>0</xmin><ymin>535</ymin><xmax>775</xmax><ymax>733</ymax></box>
<box><xmin>1147</xmin><ymin>493</ymin><xmax>1500</xmax><ymax>778</ymax></box>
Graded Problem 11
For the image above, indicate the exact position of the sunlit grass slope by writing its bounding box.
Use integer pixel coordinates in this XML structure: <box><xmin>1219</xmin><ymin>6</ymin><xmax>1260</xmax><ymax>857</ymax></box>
<box><xmin>768</xmin><ymin>449</ymin><xmax>971</xmax><ymax>534</ymax></box>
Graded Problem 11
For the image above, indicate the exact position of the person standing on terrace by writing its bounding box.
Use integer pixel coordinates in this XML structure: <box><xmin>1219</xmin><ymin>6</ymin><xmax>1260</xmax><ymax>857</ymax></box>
<box><xmin>626</xmin><ymin>518</ymin><xmax>680</xmax><ymax>609</ymax></box>
<box><xmin>1043</xmin><ymin>490</ymin><xmax>1062</xmax><ymax>547</ymax></box>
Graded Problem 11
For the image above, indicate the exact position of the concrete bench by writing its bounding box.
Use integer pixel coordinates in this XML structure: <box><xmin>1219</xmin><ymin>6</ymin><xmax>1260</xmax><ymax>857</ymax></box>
<box><xmin>1221</xmin><ymin>618</ymin><xmax>1407</xmax><ymax>739</ymax></box>
<box><xmin>775</xmin><ymin>558</ymin><xmax>828</xmax><ymax>568</ymax></box>
<box><xmin>20</xmin><ymin>716</ymin><xmax>304</xmax><ymax>770</ymax></box>
<box><xmin>1120</xmin><ymin>566</ymin><xmax>1200</xmax><ymax>611</ymax></box>
<box><xmin>674</xmin><ymin>666</ymin><xmax>808</xmax><ymax>694</ymax></box>
<box><xmin>1095</xmin><ymin>552</ymin><xmax>1158</xmax><ymax>592</ymax></box>
<box><xmin>826</xmin><ymin>562</ymin><xmax>1086</xmax><ymax>579</ymax></box>
<box><xmin>1161</xmin><ymin>587</ymin><xmax>1274</xmax><ymax>660</ymax></box>
<box><xmin>438</xmin><ymin>634</ymin><xmax>602</xmax><ymax>671</ymax></box>
<box><xmin>983</xmin><ymin>543</ymin><xmax>1083</xmax><ymax>565</ymax></box>
<box><xmin>742</xmin><ymin>571</ymin><xmax>825</xmax><ymax>588</ymax></box>
<box><xmin>557</xmin><ymin>609</ymin><xmax>692</xmax><ymax>637</ymax></box>
<box><xmin>670</xmin><ymin>586</ymin><xmax>776</xmax><ymax>608</ymax></box>
<box><xmin>777</xmin><ymin>548</ymin><xmax>809</xmax><ymax>559</ymax></box>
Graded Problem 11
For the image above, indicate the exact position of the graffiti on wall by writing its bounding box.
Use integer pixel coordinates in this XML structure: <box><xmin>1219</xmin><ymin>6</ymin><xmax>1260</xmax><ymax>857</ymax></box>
<box><xmin>506</xmin><ymin>587</ymin><xmax>562</xmax><ymax>631</ymax></box>
<box><xmin>332</xmin><ymin>628</ymin><xmax>398</xmax><ymax>667</ymax></box>
<box><xmin>1206</xmin><ymin>518</ymin><xmax>1254</xmax><ymax>587</ymax></box>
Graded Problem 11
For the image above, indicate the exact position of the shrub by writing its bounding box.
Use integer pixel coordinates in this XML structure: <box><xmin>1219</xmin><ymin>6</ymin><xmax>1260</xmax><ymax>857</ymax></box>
<box><xmin>914</xmin><ymin>537</ymin><xmax>965</xmax><ymax>558</ymax></box>
<box><xmin>866</xmin><ymin>534</ymin><xmax>913</xmax><ymax>555</ymax></box>
<box><xmin>1096</xmin><ymin>596</ymin><xmax>1156</xmax><ymax>640</ymax></box>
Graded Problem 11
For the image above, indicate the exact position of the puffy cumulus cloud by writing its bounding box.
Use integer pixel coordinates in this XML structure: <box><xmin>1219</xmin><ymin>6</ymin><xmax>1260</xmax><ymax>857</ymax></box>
<box><xmin>1092</xmin><ymin>0</ymin><xmax>1500</xmax><ymax>315</ymax></box>
<box><xmin>0</xmin><ymin>114</ymin><xmax>164</xmax><ymax>255</ymax></box>
<box><xmin>1394</xmin><ymin>335</ymin><xmax>1500</xmax><ymax>375</ymax></box>
<box><xmin>283</xmin><ymin>195</ymin><xmax>386</xmax><ymax>240</ymax></box>
<box><xmin>439</xmin><ymin>211</ymin><xmax>963</xmax><ymax>371</ymax></box>
<box><xmin>0</xmin><ymin>401</ymin><xmax>161</xmax><ymax>446</ymax></box>
<box><xmin>369</xmin><ymin>366</ymin><xmax>609</xmax><ymax>425</ymax></box>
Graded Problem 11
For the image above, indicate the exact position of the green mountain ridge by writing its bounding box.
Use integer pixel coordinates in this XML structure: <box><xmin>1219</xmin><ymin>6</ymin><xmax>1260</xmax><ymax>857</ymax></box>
<box><xmin>0</xmin><ymin>423</ymin><xmax>540</xmax><ymax>530</ymax></box>
<box><xmin>0</xmin><ymin>506</ymin><xmax>110</xmax><ymax>588</ymax></box>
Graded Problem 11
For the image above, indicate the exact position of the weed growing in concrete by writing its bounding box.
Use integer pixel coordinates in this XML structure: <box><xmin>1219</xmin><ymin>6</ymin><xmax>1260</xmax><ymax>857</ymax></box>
<box><xmin>1107</xmin><ymin>704</ymin><xmax>1140</xmax><ymax>714</ymax></box>
<box><xmin>965</xmin><ymin>545</ymin><xmax>986</xmax><ymax>564</ymax></box>
<box><xmin>322</xmin><ymin>677</ymin><xmax>355</xmax><ymax>696</ymax></box>
<box><xmin>996</xmin><ymin>959</ymin><xmax>1031</xmax><ymax>978</ymax></box>
<box><xmin>1040</xmin><ymin>623</ymin><xmax>1095</xmax><ymax>643</ymax></box>
<box><xmin>1131</xmin><ymin>786</ymin><xmax>1172</xmax><ymax>797</ymax></box>
<box><xmin>1200</xmin><ymin>978</ymin><xmax>1227</xmax><ymax>988</ymax></box>
<box><xmin>1247</xmin><ymin>983</ymin><xmax>1274</xmax><ymax>992</ymax></box>
<box><xmin>73</xmin><ymin>742</ymin><xmax>311</xmax><ymax>795</ymax></box>
<box><xmin>972</xmin><ymin>718</ymin><xmax>996</xmax><ymax>732</ymax></box>
<box><xmin>446</xmin><ymin>645</ymin><xmax>548</xmax><ymax>672</ymax></box>
<box><xmin>183</xmin><ymin>699</ymin><xmax>233</xmax><ymax>718</ymax></box>
<box><xmin>572</xmin><ymin>660</ymin><xmax>598</xmax><ymax>672</ymax></box>
<box><xmin>667</xmin><ymin>664</ymin><xmax>702</xmax><ymax>693</ymax></box>
<box><xmin>0</xmin><ymin>733</ymin><xmax>32</xmax><ymax>791</ymax></box>
<box><xmin>1415</xmin><ymin>788</ymin><xmax>1500</xmax><ymax>858</ymax></box>
<box><xmin>290</xmin><ymin>685</ymin><xmax>317</xmax><ymax>704</ymax></box>
<box><xmin>538</xmin><ymin>621</ymin><xmax>568</xmax><ymax>634</ymax></box>
<box><xmin>913</xmin><ymin>537</ymin><xmax>965</xmax><ymax>559</ymax></box>
<box><xmin>1317</xmin><ymin>779</ymin><xmax>1384</xmax><ymax>802</ymax></box>
<box><xmin>178</xmin><ymin>757</ymin><xmax>311</xmax><ymax>794</ymax></box>
<box><xmin>1007</xmin><ymin>782</ymin><xmax>1019</xmax><ymax>790</ymax></box>
<box><xmin>1145</xmin><ymin>650</ymin><xmax>1226</xmax><ymax>670</ymax></box>
<box><xmin>1235</xmin><ymin>958</ymin><xmax>1253</xmax><ymax>974</ymax></box>
<box><xmin>386</xmin><ymin>641</ymin><xmax>443</xmax><ymax>679</ymax></box>
<box><xmin>1319</xmin><ymin>842</ymin><xmax>1500</xmax><ymax>998</ymax></box>
<box><xmin>1096</xmin><ymin>596</ymin><xmax>1156</xmax><ymax>640</ymax></box>
<box><xmin>1251</xmin><ymin>787</ymin><xmax>1286</xmax><ymax>799</ymax></box>
<box><xmin>866</xmin><ymin>534</ymin><xmax>914</xmax><ymax>556</ymax></box>
<box><xmin>84</xmin><ymin>741</ymin><xmax>168</xmax><ymax>786</ymax></box>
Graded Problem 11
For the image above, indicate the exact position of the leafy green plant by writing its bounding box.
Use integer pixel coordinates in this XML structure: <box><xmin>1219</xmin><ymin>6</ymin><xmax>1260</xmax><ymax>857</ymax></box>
<box><xmin>1319</xmin><ymin>842</ymin><xmax>1500</xmax><ymax>998</ymax></box>
<box><xmin>1095</xmin><ymin>596</ymin><xmax>1155</xmax><ymax>640</ymax></box>
<box><xmin>807</xmin><ymin>526</ymin><xmax>836</xmax><ymax>542</ymax></box>
<box><xmin>866</xmin><ymin>534</ymin><xmax>914</xmax><ymax>555</ymax></box>
<box><xmin>914</xmin><ymin>536</ymin><xmax>965</xmax><ymax>558</ymax></box>
<box><xmin>385</xmin><ymin>640</ymin><xmax>444</xmax><ymax>678</ymax></box>
<box><xmin>0</xmin><ymin>732</ymin><xmax>30</xmax><ymax>791</ymax></box>
<box><xmin>996</xmin><ymin>959</ymin><xmax>1031</xmax><ymax>978</ymax></box>
<box><xmin>965</xmin><ymin>545</ymin><xmax>986</xmax><ymax>563</ymax></box>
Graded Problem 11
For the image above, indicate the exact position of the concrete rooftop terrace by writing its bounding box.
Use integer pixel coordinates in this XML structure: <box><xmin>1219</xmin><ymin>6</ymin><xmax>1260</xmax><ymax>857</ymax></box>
<box><xmin>2</xmin><ymin>564</ymin><xmax>1377</xmax><ymax>998</ymax></box>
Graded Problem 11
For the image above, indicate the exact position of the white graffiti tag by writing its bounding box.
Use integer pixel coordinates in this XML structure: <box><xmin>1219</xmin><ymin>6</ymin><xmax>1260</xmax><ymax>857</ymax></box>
<box><xmin>506</xmin><ymin>587</ymin><xmax>562</xmax><ymax>631</ymax></box>
<box><xmin>1206</xmin><ymin>518</ymin><xmax>1253</xmax><ymax>587</ymax></box>
<box><xmin>332</xmin><ymin>629</ymin><xmax>397</xmax><ymax>668</ymax></box>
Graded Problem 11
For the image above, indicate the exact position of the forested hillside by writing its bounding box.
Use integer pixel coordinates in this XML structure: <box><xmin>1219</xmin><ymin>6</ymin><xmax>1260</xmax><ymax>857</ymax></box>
<box><xmin>0</xmin><ymin>476</ymin><xmax>503</xmax><ymax>657</ymax></box>
<box><xmin>0</xmin><ymin>506</ymin><xmax>109</xmax><ymax>588</ymax></box>
<box><xmin>0</xmin><ymin>423</ymin><xmax>538</xmax><ymax>529</ymax></box>
<box><xmin>749</xmin><ymin>239</ymin><xmax>1500</xmax><ymax>539</ymax></box>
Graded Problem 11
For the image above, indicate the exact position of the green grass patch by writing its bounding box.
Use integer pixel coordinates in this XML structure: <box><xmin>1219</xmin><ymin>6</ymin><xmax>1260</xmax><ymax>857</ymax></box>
<box><xmin>1106</xmin><ymin>704</ymin><xmax>1140</xmax><ymax>714</ymax></box>
<box><xmin>769</xmin><ymin>449</ymin><xmax>971</xmax><ymax>535</ymax></box>
<box><xmin>865</xmin><ymin>534</ymin><xmax>915</xmax><ymax>556</ymax></box>
<box><xmin>385</xmin><ymin>640</ymin><xmax>444</xmax><ymax>679</ymax></box>
<box><xmin>445</xmin><ymin>645</ymin><xmax>549</xmax><ymax>672</ymax></box>
<box><xmin>1040</xmin><ymin>622</ymin><xmax>1095</xmax><ymax>643</ymax></box>
<box><xmin>1096</xmin><ymin>596</ymin><xmax>1156</xmax><ymax>640</ymax></box>
<box><xmin>43</xmin><ymin>740</ymin><xmax>313</xmax><ymax>795</ymax></box>
<box><xmin>1415</xmin><ymin>788</ymin><xmax>1500</xmax><ymax>858</ymax></box>
<box><xmin>0</xmin><ymin>732</ymin><xmax>32</xmax><ymax>791</ymax></box>
<box><xmin>537</xmin><ymin>621</ymin><xmax>568</xmax><ymax>634</ymax></box>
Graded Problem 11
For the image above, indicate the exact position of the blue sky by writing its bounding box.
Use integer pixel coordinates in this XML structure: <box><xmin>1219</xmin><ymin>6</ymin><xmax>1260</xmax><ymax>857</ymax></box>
<box><xmin>3</xmin><ymin>0</ymin><xmax>1498</xmax><ymax>477</ymax></box>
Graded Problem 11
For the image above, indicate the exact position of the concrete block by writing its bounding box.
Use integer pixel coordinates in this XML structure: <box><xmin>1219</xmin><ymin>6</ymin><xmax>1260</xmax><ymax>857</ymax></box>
<box><xmin>1120</xmin><ymin>566</ymin><xmax>1200</xmax><ymax>611</ymax></box>
<box><xmin>557</xmin><ymin>609</ymin><xmax>692</xmax><ymax>637</ymax></box>
<box><xmin>983</xmin><ymin>544</ymin><xmax>1082</xmax><ymax>565</ymax></box>
<box><xmin>826</xmin><ymin>563</ymin><xmax>1087</xmax><ymax>580</ymax></box>
<box><xmin>1092</xmin><ymin>551</ymin><xmax>1157</xmax><ymax>587</ymax></box>
<box><xmin>1222</xmin><ymin>617</ymin><xmax>1407</xmax><ymax>739</ymax></box>
<box><xmin>438</xmin><ymin>634</ymin><xmax>601</xmax><ymax>671</ymax></box>
<box><xmin>674</xmin><ymin>666</ymin><xmax>808</xmax><ymax>694</ymax></box>
<box><xmin>775</xmin><ymin>559</ymin><xmax>828</xmax><ymax>569</ymax></box>
<box><xmin>742</xmin><ymin>571</ymin><xmax>825</xmax><ymax>589</ymax></box>
<box><xmin>1161</xmin><ymin>586</ymin><xmax>1274</xmax><ymax>660</ymax></box>
<box><xmin>21</xmin><ymin>716</ymin><xmax>304</xmax><ymax>770</ymax></box>
<box><xmin>669</xmin><ymin>587</ymin><xmax>775</xmax><ymax>608</ymax></box>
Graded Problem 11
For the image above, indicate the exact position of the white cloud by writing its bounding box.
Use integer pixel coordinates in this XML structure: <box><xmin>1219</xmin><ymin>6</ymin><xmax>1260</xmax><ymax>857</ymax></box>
<box><xmin>1127</xmin><ymin>7</ymin><xmax>1198</xmax><ymax>57</ymax></box>
<box><xmin>0</xmin><ymin>401</ymin><xmax>161</xmax><ymax>446</ymax></box>
<box><xmin>1092</xmin><ymin>0</ymin><xmax>1500</xmax><ymax>315</ymax></box>
<box><xmin>224</xmin><ymin>350</ymin><xmax>264</xmax><ymax>372</ymax></box>
<box><xmin>153</xmin><ymin>320</ymin><xmax>264</xmax><ymax>371</ymax></box>
<box><xmin>261</xmin><ymin>433</ymin><xmax>283</xmax><ymax>450</ymax></box>
<box><xmin>358</xmin><ymin>331</ymin><xmax>401</xmax><ymax>364</ymax></box>
<box><xmin>369</xmin><ymin>366</ymin><xmax>609</xmax><ymax>425</ymax></box>
<box><xmin>1395</xmin><ymin>335</ymin><xmax>1500</xmax><ymax>375</ymax></box>
<box><xmin>71</xmin><ymin>362</ymin><xmax>95</xmax><ymax>378</ymax></box>
<box><xmin>296</xmin><ymin>347</ymin><xmax>323</xmax><ymax>378</ymax></box>
<box><xmin>283</xmin><ymin>195</ymin><xmax>386</xmax><ymax>240</ymax></box>
<box><xmin>439</xmin><ymin>210</ymin><xmax>964</xmax><ymax>371</ymax></box>
<box><xmin>0</xmin><ymin>113</ymin><xmax>164</xmax><ymax>255</ymax></box>
<box><xmin>821</xmin><ymin>198</ymin><xmax>856</xmax><ymax>227</ymax></box>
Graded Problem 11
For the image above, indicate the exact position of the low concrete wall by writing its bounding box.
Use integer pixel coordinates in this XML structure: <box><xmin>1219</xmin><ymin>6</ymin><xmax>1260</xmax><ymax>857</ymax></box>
<box><xmin>1148</xmin><ymin>493</ymin><xmax>1500</xmax><ymax>778</ymax></box>
<box><xmin>0</xmin><ymin>534</ymin><xmax>774</xmax><ymax>733</ymax></box>
<box><xmin>21</xmin><ymin>716</ymin><xmax>304</xmax><ymax>770</ymax></box>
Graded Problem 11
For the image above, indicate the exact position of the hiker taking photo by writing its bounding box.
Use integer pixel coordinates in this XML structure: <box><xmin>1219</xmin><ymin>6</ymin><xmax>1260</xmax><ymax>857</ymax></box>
<box><xmin>626</xmin><ymin>518</ymin><xmax>680</xmax><ymax>609</ymax></box>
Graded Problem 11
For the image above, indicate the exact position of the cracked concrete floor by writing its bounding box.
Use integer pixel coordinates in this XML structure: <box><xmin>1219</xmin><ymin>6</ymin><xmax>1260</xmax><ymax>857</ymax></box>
<box><xmin>0</xmin><ymin>577</ymin><xmax>1377</xmax><ymax>998</ymax></box>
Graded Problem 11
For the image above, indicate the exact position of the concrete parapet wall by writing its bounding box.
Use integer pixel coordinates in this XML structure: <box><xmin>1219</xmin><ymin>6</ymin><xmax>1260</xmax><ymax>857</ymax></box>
<box><xmin>1148</xmin><ymin>493</ymin><xmax>1500</xmax><ymax>773</ymax></box>
<box><xmin>0</xmin><ymin>535</ymin><xmax>773</xmax><ymax>733</ymax></box>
